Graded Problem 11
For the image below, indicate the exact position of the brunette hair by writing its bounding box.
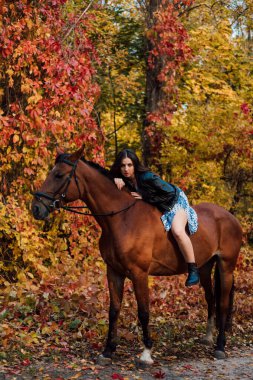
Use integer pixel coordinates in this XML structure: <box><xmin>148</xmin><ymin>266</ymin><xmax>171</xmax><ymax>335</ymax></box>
<box><xmin>110</xmin><ymin>149</ymin><xmax>149</xmax><ymax>178</ymax></box>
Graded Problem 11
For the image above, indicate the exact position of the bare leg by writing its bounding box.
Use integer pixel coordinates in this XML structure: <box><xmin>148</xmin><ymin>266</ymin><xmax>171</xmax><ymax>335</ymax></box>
<box><xmin>171</xmin><ymin>209</ymin><xmax>195</xmax><ymax>263</ymax></box>
<box><xmin>171</xmin><ymin>209</ymin><xmax>199</xmax><ymax>286</ymax></box>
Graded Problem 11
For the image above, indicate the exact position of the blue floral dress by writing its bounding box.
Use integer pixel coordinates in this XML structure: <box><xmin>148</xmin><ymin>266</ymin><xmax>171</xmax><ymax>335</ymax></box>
<box><xmin>160</xmin><ymin>188</ymin><xmax>198</xmax><ymax>235</ymax></box>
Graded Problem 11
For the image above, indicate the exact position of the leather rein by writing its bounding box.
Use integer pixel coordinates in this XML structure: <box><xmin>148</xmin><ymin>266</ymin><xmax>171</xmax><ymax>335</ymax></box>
<box><xmin>33</xmin><ymin>158</ymin><xmax>137</xmax><ymax>217</ymax></box>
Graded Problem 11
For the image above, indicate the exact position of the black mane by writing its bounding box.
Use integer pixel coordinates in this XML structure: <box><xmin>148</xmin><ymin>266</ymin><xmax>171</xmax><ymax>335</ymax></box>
<box><xmin>55</xmin><ymin>154</ymin><xmax>111</xmax><ymax>178</ymax></box>
<box><xmin>81</xmin><ymin>157</ymin><xmax>111</xmax><ymax>178</ymax></box>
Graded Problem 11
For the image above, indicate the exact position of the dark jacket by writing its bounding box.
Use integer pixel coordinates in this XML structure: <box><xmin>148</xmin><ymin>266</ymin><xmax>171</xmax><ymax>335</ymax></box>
<box><xmin>124</xmin><ymin>171</ymin><xmax>180</xmax><ymax>213</ymax></box>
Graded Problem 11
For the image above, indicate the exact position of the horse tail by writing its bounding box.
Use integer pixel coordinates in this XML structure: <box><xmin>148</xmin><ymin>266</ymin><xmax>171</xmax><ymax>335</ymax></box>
<box><xmin>214</xmin><ymin>261</ymin><xmax>235</xmax><ymax>331</ymax></box>
<box><xmin>214</xmin><ymin>262</ymin><xmax>221</xmax><ymax>329</ymax></box>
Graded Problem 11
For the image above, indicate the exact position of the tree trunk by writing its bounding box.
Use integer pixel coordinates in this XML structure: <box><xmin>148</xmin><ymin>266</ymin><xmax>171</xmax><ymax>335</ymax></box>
<box><xmin>141</xmin><ymin>0</ymin><xmax>164</xmax><ymax>166</ymax></box>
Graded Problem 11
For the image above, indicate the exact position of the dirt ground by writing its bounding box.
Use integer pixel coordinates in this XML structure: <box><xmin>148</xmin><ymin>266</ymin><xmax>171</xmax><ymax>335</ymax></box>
<box><xmin>1</xmin><ymin>345</ymin><xmax>252</xmax><ymax>380</ymax></box>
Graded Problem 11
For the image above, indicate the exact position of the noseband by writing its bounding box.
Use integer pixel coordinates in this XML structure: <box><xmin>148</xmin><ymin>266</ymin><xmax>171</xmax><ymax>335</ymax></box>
<box><xmin>34</xmin><ymin>158</ymin><xmax>137</xmax><ymax>217</ymax></box>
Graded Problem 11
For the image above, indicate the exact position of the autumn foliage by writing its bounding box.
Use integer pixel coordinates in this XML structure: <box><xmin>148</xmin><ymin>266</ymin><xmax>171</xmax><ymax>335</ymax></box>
<box><xmin>0</xmin><ymin>0</ymin><xmax>107</xmax><ymax>361</ymax></box>
<box><xmin>0</xmin><ymin>0</ymin><xmax>103</xmax><ymax>282</ymax></box>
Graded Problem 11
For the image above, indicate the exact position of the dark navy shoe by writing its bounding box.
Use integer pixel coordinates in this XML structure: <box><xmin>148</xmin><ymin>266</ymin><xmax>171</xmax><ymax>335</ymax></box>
<box><xmin>185</xmin><ymin>263</ymin><xmax>200</xmax><ymax>287</ymax></box>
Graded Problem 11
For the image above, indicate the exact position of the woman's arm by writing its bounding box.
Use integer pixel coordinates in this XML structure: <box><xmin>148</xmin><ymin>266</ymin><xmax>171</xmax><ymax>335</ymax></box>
<box><xmin>114</xmin><ymin>178</ymin><xmax>142</xmax><ymax>199</ymax></box>
<box><xmin>130</xmin><ymin>192</ymin><xmax>142</xmax><ymax>199</ymax></box>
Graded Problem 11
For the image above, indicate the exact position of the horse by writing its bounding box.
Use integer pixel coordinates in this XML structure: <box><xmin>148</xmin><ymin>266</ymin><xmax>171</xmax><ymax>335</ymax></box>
<box><xmin>32</xmin><ymin>146</ymin><xmax>242</xmax><ymax>364</ymax></box>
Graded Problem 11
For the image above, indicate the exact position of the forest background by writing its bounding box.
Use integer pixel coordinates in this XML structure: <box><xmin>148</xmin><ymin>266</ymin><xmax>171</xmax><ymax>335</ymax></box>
<box><xmin>0</xmin><ymin>0</ymin><xmax>252</xmax><ymax>369</ymax></box>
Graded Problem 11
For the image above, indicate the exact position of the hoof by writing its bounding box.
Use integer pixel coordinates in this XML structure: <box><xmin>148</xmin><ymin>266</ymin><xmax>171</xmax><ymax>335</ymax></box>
<box><xmin>97</xmin><ymin>354</ymin><xmax>112</xmax><ymax>366</ymax></box>
<box><xmin>135</xmin><ymin>357</ymin><xmax>154</xmax><ymax>369</ymax></box>
<box><xmin>200</xmin><ymin>336</ymin><xmax>214</xmax><ymax>346</ymax></box>
<box><xmin>214</xmin><ymin>350</ymin><xmax>226</xmax><ymax>360</ymax></box>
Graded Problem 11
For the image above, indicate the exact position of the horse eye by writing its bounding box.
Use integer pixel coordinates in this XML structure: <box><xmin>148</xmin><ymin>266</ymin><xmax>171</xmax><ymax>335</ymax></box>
<box><xmin>55</xmin><ymin>172</ymin><xmax>64</xmax><ymax>179</ymax></box>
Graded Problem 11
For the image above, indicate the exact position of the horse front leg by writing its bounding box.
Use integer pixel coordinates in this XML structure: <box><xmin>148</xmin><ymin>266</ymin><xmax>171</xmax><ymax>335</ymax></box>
<box><xmin>132</xmin><ymin>271</ymin><xmax>154</xmax><ymax>365</ymax></box>
<box><xmin>101</xmin><ymin>266</ymin><xmax>125</xmax><ymax>361</ymax></box>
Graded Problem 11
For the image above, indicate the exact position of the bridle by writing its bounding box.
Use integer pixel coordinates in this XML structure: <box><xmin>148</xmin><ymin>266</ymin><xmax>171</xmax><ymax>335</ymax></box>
<box><xmin>34</xmin><ymin>158</ymin><xmax>80</xmax><ymax>212</ymax></box>
<box><xmin>33</xmin><ymin>158</ymin><xmax>137</xmax><ymax>217</ymax></box>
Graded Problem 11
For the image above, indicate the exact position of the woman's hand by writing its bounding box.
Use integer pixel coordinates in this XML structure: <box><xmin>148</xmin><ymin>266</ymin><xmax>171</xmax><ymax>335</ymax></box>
<box><xmin>114</xmin><ymin>178</ymin><xmax>125</xmax><ymax>190</ymax></box>
<box><xmin>131</xmin><ymin>192</ymin><xmax>142</xmax><ymax>199</ymax></box>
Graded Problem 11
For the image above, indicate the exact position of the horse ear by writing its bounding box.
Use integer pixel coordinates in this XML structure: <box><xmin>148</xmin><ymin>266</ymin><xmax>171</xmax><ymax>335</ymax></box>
<box><xmin>68</xmin><ymin>144</ymin><xmax>85</xmax><ymax>162</ymax></box>
<box><xmin>56</xmin><ymin>147</ymin><xmax>65</xmax><ymax>157</ymax></box>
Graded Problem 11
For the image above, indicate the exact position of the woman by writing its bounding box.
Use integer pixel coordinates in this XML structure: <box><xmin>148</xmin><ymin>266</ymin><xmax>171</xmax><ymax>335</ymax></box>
<box><xmin>110</xmin><ymin>148</ymin><xmax>199</xmax><ymax>287</ymax></box>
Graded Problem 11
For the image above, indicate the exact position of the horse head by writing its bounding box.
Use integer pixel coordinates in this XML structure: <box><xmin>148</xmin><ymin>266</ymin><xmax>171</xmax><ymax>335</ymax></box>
<box><xmin>32</xmin><ymin>145</ymin><xmax>84</xmax><ymax>220</ymax></box>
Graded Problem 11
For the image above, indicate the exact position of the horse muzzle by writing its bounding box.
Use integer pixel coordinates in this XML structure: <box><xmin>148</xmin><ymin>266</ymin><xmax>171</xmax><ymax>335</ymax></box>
<box><xmin>32</xmin><ymin>202</ymin><xmax>50</xmax><ymax>220</ymax></box>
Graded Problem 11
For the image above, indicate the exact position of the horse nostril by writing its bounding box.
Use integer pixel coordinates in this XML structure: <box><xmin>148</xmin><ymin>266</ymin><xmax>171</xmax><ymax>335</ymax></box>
<box><xmin>33</xmin><ymin>205</ymin><xmax>40</xmax><ymax>216</ymax></box>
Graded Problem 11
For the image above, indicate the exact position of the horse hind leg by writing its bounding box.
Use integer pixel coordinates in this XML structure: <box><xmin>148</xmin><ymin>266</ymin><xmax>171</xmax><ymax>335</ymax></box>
<box><xmin>199</xmin><ymin>258</ymin><xmax>216</xmax><ymax>346</ymax></box>
<box><xmin>225</xmin><ymin>278</ymin><xmax>235</xmax><ymax>332</ymax></box>
<box><xmin>214</xmin><ymin>258</ymin><xmax>235</xmax><ymax>360</ymax></box>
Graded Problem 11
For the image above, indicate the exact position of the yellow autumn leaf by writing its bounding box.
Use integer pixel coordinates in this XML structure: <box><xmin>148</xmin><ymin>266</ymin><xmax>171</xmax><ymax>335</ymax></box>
<box><xmin>26</xmin><ymin>18</ymin><xmax>33</xmax><ymax>30</ymax></box>
<box><xmin>6</xmin><ymin>68</ymin><xmax>14</xmax><ymax>76</ymax></box>
<box><xmin>13</xmin><ymin>134</ymin><xmax>19</xmax><ymax>143</ymax></box>
<box><xmin>27</xmin><ymin>93</ymin><xmax>42</xmax><ymax>104</ymax></box>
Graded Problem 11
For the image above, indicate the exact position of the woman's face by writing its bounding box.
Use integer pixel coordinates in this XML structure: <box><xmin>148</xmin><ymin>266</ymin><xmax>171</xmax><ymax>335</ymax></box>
<box><xmin>120</xmin><ymin>157</ymin><xmax>135</xmax><ymax>179</ymax></box>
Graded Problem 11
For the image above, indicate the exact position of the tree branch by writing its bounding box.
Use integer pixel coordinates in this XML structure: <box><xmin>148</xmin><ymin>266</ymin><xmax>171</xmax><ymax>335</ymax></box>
<box><xmin>62</xmin><ymin>0</ymin><xmax>95</xmax><ymax>42</ymax></box>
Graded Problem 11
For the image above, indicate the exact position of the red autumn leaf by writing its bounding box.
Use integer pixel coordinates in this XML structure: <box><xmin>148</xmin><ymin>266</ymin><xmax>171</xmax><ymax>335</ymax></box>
<box><xmin>7</xmin><ymin>368</ymin><xmax>22</xmax><ymax>375</ymax></box>
<box><xmin>153</xmin><ymin>369</ymin><xmax>166</xmax><ymax>378</ymax></box>
<box><xmin>241</xmin><ymin>103</ymin><xmax>250</xmax><ymax>115</ymax></box>
<box><xmin>111</xmin><ymin>374</ymin><xmax>124</xmax><ymax>380</ymax></box>
<box><xmin>21</xmin><ymin>359</ymin><xmax>31</xmax><ymax>366</ymax></box>
<box><xmin>182</xmin><ymin>364</ymin><xmax>194</xmax><ymax>370</ymax></box>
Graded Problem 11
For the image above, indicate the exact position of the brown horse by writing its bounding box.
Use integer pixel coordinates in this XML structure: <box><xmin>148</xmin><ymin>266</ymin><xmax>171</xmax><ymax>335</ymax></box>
<box><xmin>32</xmin><ymin>146</ymin><xmax>242</xmax><ymax>363</ymax></box>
